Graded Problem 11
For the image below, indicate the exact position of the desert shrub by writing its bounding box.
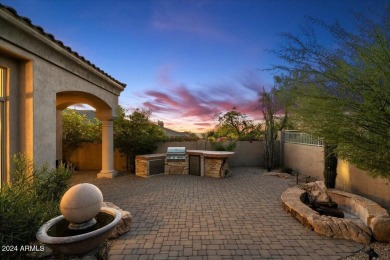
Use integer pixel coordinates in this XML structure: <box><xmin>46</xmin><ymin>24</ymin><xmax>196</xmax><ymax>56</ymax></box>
<box><xmin>34</xmin><ymin>164</ymin><xmax>74</xmax><ymax>202</ymax></box>
<box><xmin>0</xmin><ymin>154</ymin><xmax>73</xmax><ymax>259</ymax></box>
<box><xmin>166</xmin><ymin>135</ymin><xmax>200</xmax><ymax>142</ymax></box>
<box><xmin>210</xmin><ymin>140</ymin><xmax>237</xmax><ymax>151</ymax></box>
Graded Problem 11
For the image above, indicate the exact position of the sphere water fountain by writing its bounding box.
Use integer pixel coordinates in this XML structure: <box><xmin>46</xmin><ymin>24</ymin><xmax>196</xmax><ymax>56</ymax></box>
<box><xmin>37</xmin><ymin>183</ymin><xmax>121</xmax><ymax>255</ymax></box>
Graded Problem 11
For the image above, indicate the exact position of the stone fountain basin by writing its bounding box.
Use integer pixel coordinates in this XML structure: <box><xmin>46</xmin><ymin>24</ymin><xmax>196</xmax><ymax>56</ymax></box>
<box><xmin>37</xmin><ymin>207</ymin><xmax>121</xmax><ymax>255</ymax></box>
<box><xmin>281</xmin><ymin>187</ymin><xmax>390</xmax><ymax>244</ymax></box>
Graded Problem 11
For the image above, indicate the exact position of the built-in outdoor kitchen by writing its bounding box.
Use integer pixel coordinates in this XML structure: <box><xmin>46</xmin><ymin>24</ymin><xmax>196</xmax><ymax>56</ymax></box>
<box><xmin>135</xmin><ymin>147</ymin><xmax>234</xmax><ymax>178</ymax></box>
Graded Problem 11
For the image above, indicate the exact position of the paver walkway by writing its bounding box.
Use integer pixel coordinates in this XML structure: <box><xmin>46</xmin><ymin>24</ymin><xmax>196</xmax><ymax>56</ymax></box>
<box><xmin>71</xmin><ymin>167</ymin><xmax>364</xmax><ymax>260</ymax></box>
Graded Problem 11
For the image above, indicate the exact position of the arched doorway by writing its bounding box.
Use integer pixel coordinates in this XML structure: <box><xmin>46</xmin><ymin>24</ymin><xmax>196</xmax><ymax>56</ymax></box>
<box><xmin>56</xmin><ymin>91</ymin><xmax>117</xmax><ymax>178</ymax></box>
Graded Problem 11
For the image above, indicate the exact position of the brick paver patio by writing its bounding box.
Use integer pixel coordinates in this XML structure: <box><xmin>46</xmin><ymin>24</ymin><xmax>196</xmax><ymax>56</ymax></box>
<box><xmin>71</xmin><ymin>167</ymin><xmax>363</xmax><ymax>260</ymax></box>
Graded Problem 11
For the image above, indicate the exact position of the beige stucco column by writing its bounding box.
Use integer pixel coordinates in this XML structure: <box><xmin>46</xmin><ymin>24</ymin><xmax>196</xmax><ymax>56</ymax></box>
<box><xmin>97</xmin><ymin>119</ymin><xmax>117</xmax><ymax>178</ymax></box>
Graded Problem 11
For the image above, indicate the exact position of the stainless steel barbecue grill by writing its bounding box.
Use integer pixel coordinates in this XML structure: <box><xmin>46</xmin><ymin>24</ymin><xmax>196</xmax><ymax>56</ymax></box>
<box><xmin>166</xmin><ymin>147</ymin><xmax>186</xmax><ymax>162</ymax></box>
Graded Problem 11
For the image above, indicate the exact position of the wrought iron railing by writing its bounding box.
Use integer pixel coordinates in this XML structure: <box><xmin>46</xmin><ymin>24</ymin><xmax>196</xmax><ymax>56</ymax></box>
<box><xmin>283</xmin><ymin>130</ymin><xmax>324</xmax><ymax>146</ymax></box>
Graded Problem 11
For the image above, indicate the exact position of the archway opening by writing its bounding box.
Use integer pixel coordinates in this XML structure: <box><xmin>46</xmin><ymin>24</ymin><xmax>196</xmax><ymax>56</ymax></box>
<box><xmin>56</xmin><ymin>91</ymin><xmax>117</xmax><ymax>178</ymax></box>
<box><xmin>58</xmin><ymin>104</ymin><xmax>100</xmax><ymax>168</ymax></box>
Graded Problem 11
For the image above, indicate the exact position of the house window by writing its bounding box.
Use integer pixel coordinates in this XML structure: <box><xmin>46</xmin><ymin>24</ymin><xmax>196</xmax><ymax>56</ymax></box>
<box><xmin>0</xmin><ymin>67</ymin><xmax>5</xmax><ymax>187</ymax></box>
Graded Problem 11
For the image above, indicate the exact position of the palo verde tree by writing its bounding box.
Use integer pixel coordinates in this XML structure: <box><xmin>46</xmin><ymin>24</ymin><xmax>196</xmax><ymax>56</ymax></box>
<box><xmin>211</xmin><ymin>107</ymin><xmax>263</xmax><ymax>151</ymax></box>
<box><xmin>114</xmin><ymin>106</ymin><xmax>167</xmax><ymax>172</ymax></box>
<box><xmin>215</xmin><ymin>107</ymin><xmax>263</xmax><ymax>140</ymax></box>
<box><xmin>272</xmin><ymin>10</ymin><xmax>390</xmax><ymax>180</ymax></box>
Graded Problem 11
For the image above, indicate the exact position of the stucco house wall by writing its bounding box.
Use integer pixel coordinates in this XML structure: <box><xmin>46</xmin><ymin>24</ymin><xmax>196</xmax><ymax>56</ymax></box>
<box><xmin>0</xmin><ymin>5</ymin><xmax>125</xmax><ymax>181</ymax></box>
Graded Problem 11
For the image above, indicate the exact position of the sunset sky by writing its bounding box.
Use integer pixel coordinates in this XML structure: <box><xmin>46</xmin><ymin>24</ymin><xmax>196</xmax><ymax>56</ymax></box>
<box><xmin>1</xmin><ymin>0</ymin><xmax>387</xmax><ymax>132</ymax></box>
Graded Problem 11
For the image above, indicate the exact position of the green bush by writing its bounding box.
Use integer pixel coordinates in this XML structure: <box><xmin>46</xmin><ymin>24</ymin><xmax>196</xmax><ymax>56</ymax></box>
<box><xmin>166</xmin><ymin>135</ymin><xmax>200</xmax><ymax>142</ymax></box>
<box><xmin>34</xmin><ymin>164</ymin><xmax>74</xmax><ymax>202</ymax></box>
<box><xmin>0</xmin><ymin>154</ymin><xmax>73</xmax><ymax>259</ymax></box>
<box><xmin>210</xmin><ymin>140</ymin><xmax>237</xmax><ymax>151</ymax></box>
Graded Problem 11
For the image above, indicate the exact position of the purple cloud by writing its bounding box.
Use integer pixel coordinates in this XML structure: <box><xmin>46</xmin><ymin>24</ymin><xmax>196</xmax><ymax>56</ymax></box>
<box><xmin>141</xmin><ymin>68</ymin><xmax>269</xmax><ymax>131</ymax></box>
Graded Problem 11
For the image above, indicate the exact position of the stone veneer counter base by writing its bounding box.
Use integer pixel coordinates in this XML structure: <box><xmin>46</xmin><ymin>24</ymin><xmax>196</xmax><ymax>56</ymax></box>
<box><xmin>135</xmin><ymin>151</ymin><xmax>235</xmax><ymax>178</ymax></box>
<box><xmin>164</xmin><ymin>157</ymin><xmax>189</xmax><ymax>175</ymax></box>
<box><xmin>187</xmin><ymin>150</ymin><xmax>234</xmax><ymax>178</ymax></box>
<box><xmin>135</xmin><ymin>154</ymin><xmax>166</xmax><ymax>178</ymax></box>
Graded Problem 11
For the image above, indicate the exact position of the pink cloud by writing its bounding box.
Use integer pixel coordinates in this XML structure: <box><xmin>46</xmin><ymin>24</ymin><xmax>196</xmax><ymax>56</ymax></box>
<box><xmin>142</xmin><ymin>101</ymin><xmax>164</xmax><ymax>112</ymax></box>
<box><xmin>143</xmin><ymin>101</ymin><xmax>178</xmax><ymax>113</ymax></box>
<box><xmin>142</xmin><ymin>68</ymin><xmax>271</xmax><ymax>132</ymax></box>
<box><xmin>145</xmin><ymin>90</ymin><xmax>180</xmax><ymax>107</ymax></box>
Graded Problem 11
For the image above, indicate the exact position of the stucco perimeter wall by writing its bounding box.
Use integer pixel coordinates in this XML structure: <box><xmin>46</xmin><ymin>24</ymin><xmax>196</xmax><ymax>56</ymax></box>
<box><xmin>68</xmin><ymin>143</ymin><xmax>127</xmax><ymax>171</ymax></box>
<box><xmin>229</xmin><ymin>141</ymin><xmax>280</xmax><ymax>167</ymax></box>
<box><xmin>71</xmin><ymin>141</ymin><xmax>280</xmax><ymax>170</ymax></box>
<box><xmin>154</xmin><ymin>141</ymin><xmax>206</xmax><ymax>153</ymax></box>
<box><xmin>156</xmin><ymin>140</ymin><xmax>279</xmax><ymax>167</ymax></box>
<box><xmin>283</xmin><ymin>143</ymin><xmax>324</xmax><ymax>180</ymax></box>
<box><xmin>283</xmin><ymin>142</ymin><xmax>390</xmax><ymax>209</ymax></box>
<box><xmin>336</xmin><ymin>160</ymin><xmax>390</xmax><ymax>209</ymax></box>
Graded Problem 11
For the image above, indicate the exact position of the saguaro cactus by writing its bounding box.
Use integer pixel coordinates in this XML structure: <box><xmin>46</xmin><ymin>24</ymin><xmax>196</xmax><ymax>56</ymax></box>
<box><xmin>324</xmin><ymin>143</ymin><xmax>337</xmax><ymax>188</ymax></box>
<box><xmin>260</xmin><ymin>89</ymin><xmax>277</xmax><ymax>172</ymax></box>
